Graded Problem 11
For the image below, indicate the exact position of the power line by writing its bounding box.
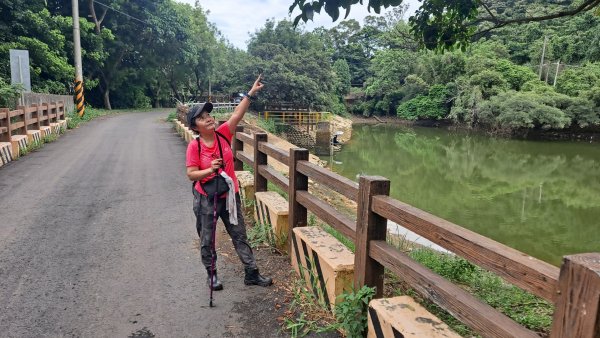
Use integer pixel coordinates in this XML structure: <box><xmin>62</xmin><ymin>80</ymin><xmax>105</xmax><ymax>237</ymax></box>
<box><xmin>92</xmin><ymin>0</ymin><xmax>150</xmax><ymax>26</ymax></box>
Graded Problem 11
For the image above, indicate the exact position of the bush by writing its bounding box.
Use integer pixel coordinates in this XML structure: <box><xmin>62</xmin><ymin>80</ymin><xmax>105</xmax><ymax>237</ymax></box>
<box><xmin>111</xmin><ymin>87</ymin><xmax>151</xmax><ymax>109</ymax></box>
<box><xmin>400</xmin><ymin>75</ymin><xmax>429</xmax><ymax>102</ymax></box>
<box><xmin>468</xmin><ymin>70</ymin><xmax>509</xmax><ymax>99</ymax></box>
<box><xmin>166</xmin><ymin>111</ymin><xmax>177</xmax><ymax>122</ymax></box>
<box><xmin>585</xmin><ymin>86</ymin><xmax>600</xmax><ymax>109</ymax></box>
<box><xmin>0</xmin><ymin>77</ymin><xmax>23</xmax><ymax>109</ymax></box>
<box><xmin>478</xmin><ymin>91</ymin><xmax>571</xmax><ymax>130</ymax></box>
<box><xmin>540</xmin><ymin>93</ymin><xmax>598</xmax><ymax>127</ymax></box>
<box><xmin>397</xmin><ymin>84</ymin><xmax>450</xmax><ymax>120</ymax></box>
<box><xmin>334</xmin><ymin>285</ymin><xmax>376</xmax><ymax>338</ymax></box>
<box><xmin>556</xmin><ymin>62</ymin><xmax>600</xmax><ymax>97</ymax></box>
<box><xmin>493</xmin><ymin>59</ymin><xmax>537</xmax><ymax>91</ymax></box>
<box><xmin>326</xmin><ymin>93</ymin><xmax>348</xmax><ymax>116</ymax></box>
<box><xmin>521</xmin><ymin>80</ymin><xmax>554</xmax><ymax>93</ymax></box>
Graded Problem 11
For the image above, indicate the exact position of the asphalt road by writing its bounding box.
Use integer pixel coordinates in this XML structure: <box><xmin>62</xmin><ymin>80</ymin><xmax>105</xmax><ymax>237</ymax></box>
<box><xmin>0</xmin><ymin>111</ymin><xmax>280</xmax><ymax>337</ymax></box>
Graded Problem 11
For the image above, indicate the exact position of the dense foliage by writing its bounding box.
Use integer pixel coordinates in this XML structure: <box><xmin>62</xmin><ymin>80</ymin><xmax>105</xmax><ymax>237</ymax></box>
<box><xmin>0</xmin><ymin>0</ymin><xmax>242</xmax><ymax>109</ymax></box>
<box><xmin>340</xmin><ymin>4</ymin><xmax>600</xmax><ymax>132</ymax></box>
<box><xmin>290</xmin><ymin>0</ymin><xmax>600</xmax><ymax>52</ymax></box>
<box><xmin>1</xmin><ymin>0</ymin><xmax>598</xmax><ymax>132</ymax></box>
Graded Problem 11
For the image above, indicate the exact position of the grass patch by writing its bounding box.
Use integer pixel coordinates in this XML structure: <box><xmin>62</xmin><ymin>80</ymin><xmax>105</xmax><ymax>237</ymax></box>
<box><xmin>166</xmin><ymin>111</ymin><xmax>177</xmax><ymax>122</ymax></box>
<box><xmin>284</xmin><ymin>264</ymin><xmax>376</xmax><ymax>338</ymax></box>
<box><xmin>247</xmin><ymin>220</ymin><xmax>277</xmax><ymax>249</ymax></box>
<box><xmin>284</xmin><ymin>263</ymin><xmax>338</xmax><ymax>337</ymax></box>
<box><xmin>27</xmin><ymin>139</ymin><xmax>44</xmax><ymax>152</ymax></box>
<box><xmin>267</xmin><ymin>181</ymin><xmax>288</xmax><ymax>200</ymax></box>
<box><xmin>66</xmin><ymin>107</ymin><xmax>120</xmax><ymax>129</ymax></box>
<box><xmin>386</xmin><ymin>247</ymin><xmax>554</xmax><ymax>337</ymax></box>
<box><xmin>42</xmin><ymin>132</ymin><xmax>58</xmax><ymax>143</ymax></box>
<box><xmin>19</xmin><ymin>144</ymin><xmax>29</xmax><ymax>157</ymax></box>
<box><xmin>298</xmin><ymin>213</ymin><xmax>552</xmax><ymax>336</ymax></box>
<box><xmin>257</xmin><ymin>118</ymin><xmax>278</xmax><ymax>134</ymax></box>
<box><xmin>18</xmin><ymin>132</ymin><xmax>58</xmax><ymax>157</ymax></box>
<box><xmin>67</xmin><ymin>107</ymin><xmax>167</xmax><ymax>129</ymax></box>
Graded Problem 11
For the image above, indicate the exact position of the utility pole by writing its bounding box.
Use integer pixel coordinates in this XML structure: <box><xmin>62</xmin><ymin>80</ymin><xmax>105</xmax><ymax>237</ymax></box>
<box><xmin>539</xmin><ymin>36</ymin><xmax>548</xmax><ymax>80</ymax></box>
<box><xmin>72</xmin><ymin>0</ymin><xmax>85</xmax><ymax>117</ymax></box>
<box><xmin>553</xmin><ymin>60</ymin><xmax>560</xmax><ymax>87</ymax></box>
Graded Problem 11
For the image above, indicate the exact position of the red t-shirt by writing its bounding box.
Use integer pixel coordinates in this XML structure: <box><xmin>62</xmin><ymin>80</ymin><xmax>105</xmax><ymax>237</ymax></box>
<box><xmin>186</xmin><ymin>122</ymin><xmax>239</xmax><ymax>195</ymax></box>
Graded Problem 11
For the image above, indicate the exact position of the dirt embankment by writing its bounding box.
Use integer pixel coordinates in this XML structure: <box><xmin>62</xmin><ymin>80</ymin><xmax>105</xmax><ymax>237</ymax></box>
<box><xmin>239</xmin><ymin>113</ymin><xmax>355</xmax><ymax>172</ymax></box>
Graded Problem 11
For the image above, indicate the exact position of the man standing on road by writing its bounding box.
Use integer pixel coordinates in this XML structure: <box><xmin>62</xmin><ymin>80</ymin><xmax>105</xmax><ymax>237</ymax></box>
<box><xmin>186</xmin><ymin>75</ymin><xmax>272</xmax><ymax>291</ymax></box>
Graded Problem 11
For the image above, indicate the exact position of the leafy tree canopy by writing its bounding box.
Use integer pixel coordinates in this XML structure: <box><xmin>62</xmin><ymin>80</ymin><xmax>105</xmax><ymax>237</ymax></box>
<box><xmin>290</xmin><ymin>0</ymin><xmax>600</xmax><ymax>51</ymax></box>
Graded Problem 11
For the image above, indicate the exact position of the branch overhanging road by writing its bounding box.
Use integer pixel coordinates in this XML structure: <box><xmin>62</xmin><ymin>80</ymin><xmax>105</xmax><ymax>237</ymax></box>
<box><xmin>0</xmin><ymin>111</ymin><xmax>281</xmax><ymax>337</ymax></box>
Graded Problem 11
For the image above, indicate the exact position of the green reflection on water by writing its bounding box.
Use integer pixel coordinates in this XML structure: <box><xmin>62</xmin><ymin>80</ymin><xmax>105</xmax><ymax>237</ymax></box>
<box><xmin>327</xmin><ymin>124</ymin><xmax>600</xmax><ymax>266</ymax></box>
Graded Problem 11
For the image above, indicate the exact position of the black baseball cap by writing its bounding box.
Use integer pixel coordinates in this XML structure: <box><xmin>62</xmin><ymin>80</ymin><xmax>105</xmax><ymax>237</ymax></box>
<box><xmin>187</xmin><ymin>102</ymin><xmax>213</xmax><ymax>130</ymax></box>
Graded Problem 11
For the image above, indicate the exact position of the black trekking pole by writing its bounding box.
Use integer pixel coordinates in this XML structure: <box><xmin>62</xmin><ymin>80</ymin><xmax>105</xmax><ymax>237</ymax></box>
<box><xmin>209</xmin><ymin>177</ymin><xmax>218</xmax><ymax>307</ymax></box>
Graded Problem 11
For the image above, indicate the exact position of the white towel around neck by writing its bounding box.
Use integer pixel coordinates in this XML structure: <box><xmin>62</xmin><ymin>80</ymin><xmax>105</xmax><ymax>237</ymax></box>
<box><xmin>219</xmin><ymin>171</ymin><xmax>238</xmax><ymax>225</ymax></box>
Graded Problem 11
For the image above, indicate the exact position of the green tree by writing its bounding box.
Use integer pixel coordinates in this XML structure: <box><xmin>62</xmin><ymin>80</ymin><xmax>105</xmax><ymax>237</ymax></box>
<box><xmin>333</xmin><ymin>59</ymin><xmax>351</xmax><ymax>96</ymax></box>
<box><xmin>364</xmin><ymin>49</ymin><xmax>416</xmax><ymax>115</ymax></box>
<box><xmin>0</xmin><ymin>4</ymin><xmax>73</xmax><ymax>94</ymax></box>
<box><xmin>290</xmin><ymin>0</ymin><xmax>600</xmax><ymax>51</ymax></box>
<box><xmin>245</xmin><ymin>20</ymin><xmax>337</xmax><ymax>111</ymax></box>
<box><xmin>556</xmin><ymin>62</ymin><xmax>600</xmax><ymax>97</ymax></box>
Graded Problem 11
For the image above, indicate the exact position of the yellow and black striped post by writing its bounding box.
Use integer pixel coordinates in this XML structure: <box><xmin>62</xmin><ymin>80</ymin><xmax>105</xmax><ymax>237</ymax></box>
<box><xmin>74</xmin><ymin>80</ymin><xmax>85</xmax><ymax>117</ymax></box>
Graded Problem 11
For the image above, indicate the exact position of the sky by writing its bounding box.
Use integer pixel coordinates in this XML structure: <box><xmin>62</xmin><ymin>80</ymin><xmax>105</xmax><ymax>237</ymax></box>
<box><xmin>176</xmin><ymin>0</ymin><xmax>420</xmax><ymax>50</ymax></box>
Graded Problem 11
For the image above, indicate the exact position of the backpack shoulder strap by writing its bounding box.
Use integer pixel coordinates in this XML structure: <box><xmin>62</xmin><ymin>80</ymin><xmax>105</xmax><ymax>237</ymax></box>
<box><xmin>193</xmin><ymin>137</ymin><xmax>201</xmax><ymax>191</ymax></box>
<box><xmin>214</xmin><ymin>130</ymin><xmax>230</xmax><ymax>146</ymax></box>
<box><xmin>192</xmin><ymin>132</ymin><xmax>229</xmax><ymax>193</ymax></box>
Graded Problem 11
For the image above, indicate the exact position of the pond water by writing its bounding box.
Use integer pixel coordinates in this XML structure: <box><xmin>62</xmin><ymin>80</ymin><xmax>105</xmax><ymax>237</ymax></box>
<box><xmin>325</xmin><ymin>124</ymin><xmax>600</xmax><ymax>266</ymax></box>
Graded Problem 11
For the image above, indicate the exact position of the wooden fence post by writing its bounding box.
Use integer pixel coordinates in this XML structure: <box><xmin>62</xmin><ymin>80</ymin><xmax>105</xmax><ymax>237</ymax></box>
<box><xmin>253</xmin><ymin>133</ymin><xmax>268</xmax><ymax>193</ymax></box>
<box><xmin>32</xmin><ymin>104</ymin><xmax>41</xmax><ymax>130</ymax></box>
<box><xmin>288</xmin><ymin>148</ymin><xmax>309</xmax><ymax>249</ymax></box>
<box><xmin>0</xmin><ymin>108</ymin><xmax>10</xmax><ymax>142</ymax></box>
<box><xmin>355</xmin><ymin>175</ymin><xmax>390</xmax><ymax>299</ymax></box>
<box><xmin>550</xmin><ymin>253</ymin><xmax>600</xmax><ymax>338</ymax></box>
<box><xmin>58</xmin><ymin>101</ymin><xmax>65</xmax><ymax>120</ymax></box>
<box><xmin>50</xmin><ymin>101</ymin><xmax>57</xmax><ymax>123</ymax></box>
<box><xmin>42</xmin><ymin>103</ymin><xmax>49</xmax><ymax>126</ymax></box>
<box><xmin>16</xmin><ymin>106</ymin><xmax>27</xmax><ymax>134</ymax></box>
<box><xmin>234</xmin><ymin>125</ymin><xmax>244</xmax><ymax>171</ymax></box>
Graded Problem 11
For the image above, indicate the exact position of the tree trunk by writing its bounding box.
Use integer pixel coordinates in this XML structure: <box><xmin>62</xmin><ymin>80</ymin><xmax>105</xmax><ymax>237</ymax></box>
<box><xmin>88</xmin><ymin>0</ymin><xmax>108</xmax><ymax>34</ymax></box>
<box><xmin>103</xmin><ymin>88</ymin><xmax>112</xmax><ymax>110</ymax></box>
<box><xmin>151</xmin><ymin>85</ymin><xmax>161</xmax><ymax>108</ymax></box>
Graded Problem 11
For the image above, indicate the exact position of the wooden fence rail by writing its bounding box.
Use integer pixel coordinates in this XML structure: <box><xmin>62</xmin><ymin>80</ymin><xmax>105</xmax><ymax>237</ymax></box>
<box><xmin>21</xmin><ymin>93</ymin><xmax>74</xmax><ymax>114</ymax></box>
<box><xmin>232</xmin><ymin>126</ymin><xmax>600</xmax><ymax>338</ymax></box>
<box><xmin>0</xmin><ymin>102</ymin><xmax>66</xmax><ymax>143</ymax></box>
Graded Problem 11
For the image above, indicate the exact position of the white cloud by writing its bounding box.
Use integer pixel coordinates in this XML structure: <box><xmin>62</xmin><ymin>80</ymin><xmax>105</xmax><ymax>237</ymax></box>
<box><xmin>176</xmin><ymin>0</ymin><xmax>419</xmax><ymax>50</ymax></box>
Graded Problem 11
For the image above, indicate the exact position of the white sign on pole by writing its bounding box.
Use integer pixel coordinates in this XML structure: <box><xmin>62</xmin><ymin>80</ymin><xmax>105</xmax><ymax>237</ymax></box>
<box><xmin>10</xmin><ymin>49</ymin><xmax>31</xmax><ymax>92</ymax></box>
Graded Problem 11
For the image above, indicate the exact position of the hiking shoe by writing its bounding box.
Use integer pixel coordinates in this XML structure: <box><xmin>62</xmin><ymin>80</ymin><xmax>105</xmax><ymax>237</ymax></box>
<box><xmin>244</xmin><ymin>267</ymin><xmax>273</xmax><ymax>287</ymax></box>
<box><xmin>206</xmin><ymin>269</ymin><xmax>223</xmax><ymax>291</ymax></box>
